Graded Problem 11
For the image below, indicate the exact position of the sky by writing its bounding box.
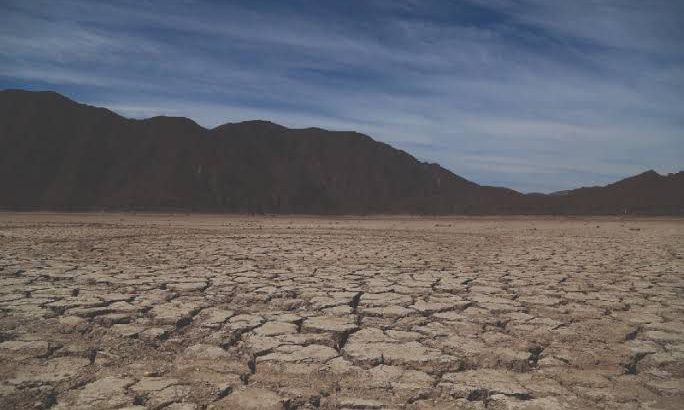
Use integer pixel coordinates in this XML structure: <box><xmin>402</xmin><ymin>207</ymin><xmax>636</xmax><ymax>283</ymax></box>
<box><xmin>1</xmin><ymin>0</ymin><xmax>682</xmax><ymax>193</ymax></box>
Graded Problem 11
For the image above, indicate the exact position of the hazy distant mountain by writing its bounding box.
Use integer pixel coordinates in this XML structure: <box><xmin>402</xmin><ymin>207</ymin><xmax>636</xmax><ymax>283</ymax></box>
<box><xmin>0</xmin><ymin>90</ymin><xmax>681</xmax><ymax>215</ymax></box>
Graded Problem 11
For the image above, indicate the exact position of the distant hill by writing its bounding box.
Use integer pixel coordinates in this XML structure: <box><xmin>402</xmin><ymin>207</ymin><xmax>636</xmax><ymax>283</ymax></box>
<box><xmin>0</xmin><ymin>89</ymin><xmax>681</xmax><ymax>215</ymax></box>
<box><xmin>545</xmin><ymin>170</ymin><xmax>684</xmax><ymax>215</ymax></box>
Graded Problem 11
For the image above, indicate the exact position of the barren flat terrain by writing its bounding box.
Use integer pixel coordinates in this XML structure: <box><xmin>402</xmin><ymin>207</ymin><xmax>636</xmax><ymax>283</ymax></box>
<box><xmin>0</xmin><ymin>214</ymin><xmax>682</xmax><ymax>410</ymax></box>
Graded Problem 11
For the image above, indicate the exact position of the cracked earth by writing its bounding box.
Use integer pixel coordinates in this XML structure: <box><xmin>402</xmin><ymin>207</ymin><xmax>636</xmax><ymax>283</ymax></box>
<box><xmin>0</xmin><ymin>213</ymin><xmax>682</xmax><ymax>409</ymax></box>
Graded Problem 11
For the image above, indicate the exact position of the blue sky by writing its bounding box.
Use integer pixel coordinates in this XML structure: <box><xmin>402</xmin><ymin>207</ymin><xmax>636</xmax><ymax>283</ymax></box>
<box><xmin>1</xmin><ymin>0</ymin><xmax>682</xmax><ymax>192</ymax></box>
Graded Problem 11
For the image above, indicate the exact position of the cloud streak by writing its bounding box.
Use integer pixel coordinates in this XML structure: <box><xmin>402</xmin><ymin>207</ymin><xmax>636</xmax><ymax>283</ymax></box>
<box><xmin>1</xmin><ymin>0</ymin><xmax>682</xmax><ymax>192</ymax></box>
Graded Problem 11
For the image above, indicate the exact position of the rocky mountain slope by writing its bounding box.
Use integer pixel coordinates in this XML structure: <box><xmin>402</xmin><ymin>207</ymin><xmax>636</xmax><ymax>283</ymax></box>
<box><xmin>0</xmin><ymin>90</ymin><xmax>681</xmax><ymax>214</ymax></box>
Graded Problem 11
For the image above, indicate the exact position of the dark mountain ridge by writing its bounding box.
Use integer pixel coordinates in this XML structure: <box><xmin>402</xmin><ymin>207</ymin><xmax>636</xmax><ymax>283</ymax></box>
<box><xmin>0</xmin><ymin>89</ymin><xmax>681</xmax><ymax>215</ymax></box>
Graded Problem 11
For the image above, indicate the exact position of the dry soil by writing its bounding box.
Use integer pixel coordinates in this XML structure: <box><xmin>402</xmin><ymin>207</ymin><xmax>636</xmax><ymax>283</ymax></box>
<box><xmin>0</xmin><ymin>213</ymin><xmax>682</xmax><ymax>409</ymax></box>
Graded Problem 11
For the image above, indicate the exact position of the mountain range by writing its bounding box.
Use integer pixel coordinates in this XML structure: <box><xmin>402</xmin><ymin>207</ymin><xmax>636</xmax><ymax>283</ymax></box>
<box><xmin>1</xmin><ymin>89</ymin><xmax>681</xmax><ymax>215</ymax></box>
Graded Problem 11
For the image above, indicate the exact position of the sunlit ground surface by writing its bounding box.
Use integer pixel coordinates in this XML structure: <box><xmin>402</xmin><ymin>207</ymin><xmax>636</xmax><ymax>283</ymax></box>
<box><xmin>0</xmin><ymin>213</ymin><xmax>682</xmax><ymax>409</ymax></box>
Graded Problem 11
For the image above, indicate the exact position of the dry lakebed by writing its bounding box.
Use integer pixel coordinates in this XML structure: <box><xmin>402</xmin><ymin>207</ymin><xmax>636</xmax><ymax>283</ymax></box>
<box><xmin>0</xmin><ymin>213</ymin><xmax>682</xmax><ymax>409</ymax></box>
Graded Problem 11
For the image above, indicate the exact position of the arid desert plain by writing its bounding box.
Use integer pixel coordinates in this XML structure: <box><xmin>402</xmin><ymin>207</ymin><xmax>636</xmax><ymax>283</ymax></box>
<box><xmin>0</xmin><ymin>213</ymin><xmax>682</xmax><ymax>410</ymax></box>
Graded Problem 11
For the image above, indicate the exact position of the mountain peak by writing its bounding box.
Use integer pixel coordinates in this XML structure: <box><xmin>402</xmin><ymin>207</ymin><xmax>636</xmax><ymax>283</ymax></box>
<box><xmin>213</xmin><ymin>120</ymin><xmax>288</xmax><ymax>131</ymax></box>
<box><xmin>142</xmin><ymin>115</ymin><xmax>203</xmax><ymax>129</ymax></box>
<box><xmin>1</xmin><ymin>88</ymin><xmax>78</xmax><ymax>104</ymax></box>
<box><xmin>635</xmin><ymin>169</ymin><xmax>661</xmax><ymax>178</ymax></box>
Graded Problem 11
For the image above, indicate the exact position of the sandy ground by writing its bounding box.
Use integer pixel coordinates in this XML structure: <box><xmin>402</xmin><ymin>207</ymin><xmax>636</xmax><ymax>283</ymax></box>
<box><xmin>0</xmin><ymin>213</ymin><xmax>682</xmax><ymax>410</ymax></box>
